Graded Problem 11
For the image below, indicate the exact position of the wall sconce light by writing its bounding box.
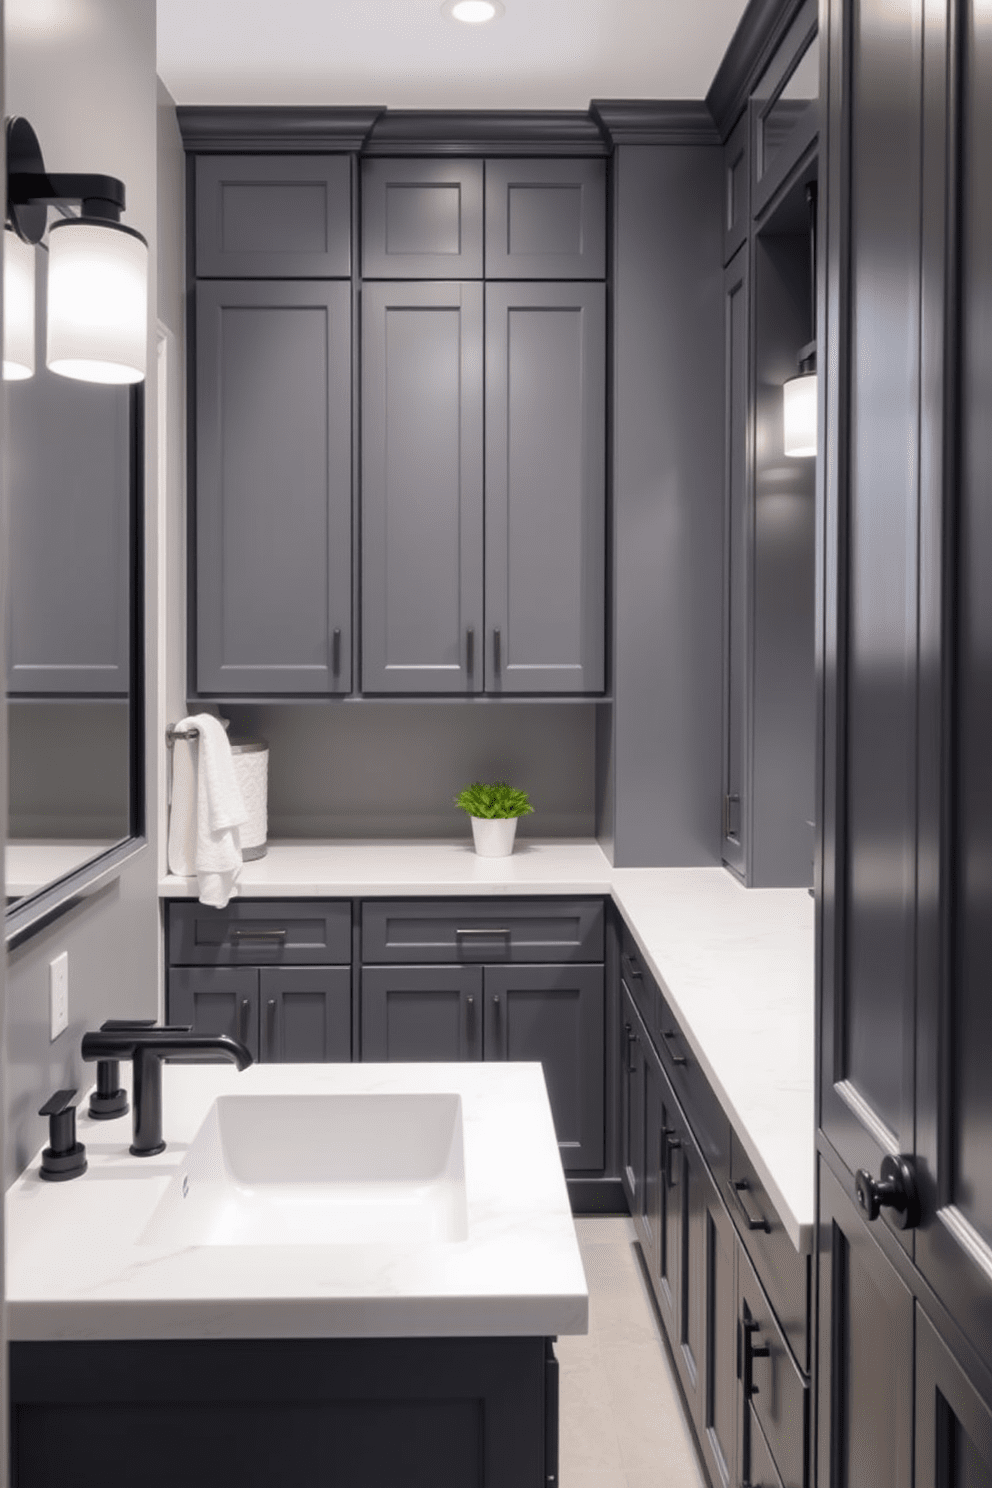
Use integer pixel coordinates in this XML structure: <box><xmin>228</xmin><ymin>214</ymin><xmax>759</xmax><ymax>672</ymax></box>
<box><xmin>783</xmin><ymin>182</ymin><xmax>818</xmax><ymax>459</ymax></box>
<box><xmin>783</xmin><ymin>347</ymin><xmax>817</xmax><ymax>459</ymax></box>
<box><xmin>3</xmin><ymin>115</ymin><xmax>147</xmax><ymax>384</ymax></box>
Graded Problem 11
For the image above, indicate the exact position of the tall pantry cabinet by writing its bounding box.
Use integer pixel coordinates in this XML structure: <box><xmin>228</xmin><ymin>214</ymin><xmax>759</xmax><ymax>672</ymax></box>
<box><xmin>817</xmin><ymin>0</ymin><xmax>992</xmax><ymax>1483</ymax></box>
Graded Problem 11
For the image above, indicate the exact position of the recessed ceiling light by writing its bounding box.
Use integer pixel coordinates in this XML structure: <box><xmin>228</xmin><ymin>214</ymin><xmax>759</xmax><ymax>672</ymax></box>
<box><xmin>445</xmin><ymin>0</ymin><xmax>505</xmax><ymax>23</ymax></box>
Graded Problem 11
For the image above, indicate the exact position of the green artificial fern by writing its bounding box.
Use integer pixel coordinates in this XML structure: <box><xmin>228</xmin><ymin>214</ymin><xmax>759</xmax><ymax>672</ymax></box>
<box><xmin>454</xmin><ymin>781</ymin><xmax>534</xmax><ymax>820</ymax></box>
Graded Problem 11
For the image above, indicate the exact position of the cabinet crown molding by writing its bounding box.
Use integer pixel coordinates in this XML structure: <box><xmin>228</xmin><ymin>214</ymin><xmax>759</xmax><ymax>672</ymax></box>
<box><xmin>590</xmin><ymin>100</ymin><xmax>720</xmax><ymax>146</ymax></box>
<box><xmin>363</xmin><ymin>109</ymin><xmax>608</xmax><ymax>156</ymax></box>
<box><xmin>706</xmin><ymin>0</ymin><xmax>808</xmax><ymax>140</ymax></box>
<box><xmin>177</xmin><ymin>105</ymin><xmax>386</xmax><ymax>152</ymax></box>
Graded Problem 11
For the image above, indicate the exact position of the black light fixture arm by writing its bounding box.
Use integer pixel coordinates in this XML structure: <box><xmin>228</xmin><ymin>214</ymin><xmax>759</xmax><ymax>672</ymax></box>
<box><xmin>5</xmin><ymin>116</ymin><xmax>127</xmax><ymax>243</ymax></box>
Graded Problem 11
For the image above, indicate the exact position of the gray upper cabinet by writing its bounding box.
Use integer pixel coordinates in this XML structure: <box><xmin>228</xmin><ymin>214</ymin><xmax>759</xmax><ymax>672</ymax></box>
<box><xmin>361</xmin><ymin>159</ymin><xmax>484</xmax><ymax>278</ymax></box>
<box><xmin>195</xmin><ymin>154</ymin><xmax>352</xmax><ymax>278</ymax></box>
<box><xmin>361</xmin><ymin>280</ymin><xmax>484</xmax><ymax>694</ymax></box>
<box><xmin>484</xmin><ymin>159</ymin><xmax>606</xmax><ymax>279</ymax></box>
<box><xmin>485</xmin><ymin>281</ymin><xmax>605</xmax><ymax>694</ymax></box>
<box><xmin>195</xmin><ymin>279</ymin><xmax>353</xmax><ymax>695</ymax></box>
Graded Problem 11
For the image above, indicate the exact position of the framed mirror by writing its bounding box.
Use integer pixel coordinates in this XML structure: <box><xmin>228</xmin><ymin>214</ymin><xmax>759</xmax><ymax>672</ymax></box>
<box><xmin>4</xmin><ymin>238</ymin><xmax>145</xmax><ymax>946</ymax></box>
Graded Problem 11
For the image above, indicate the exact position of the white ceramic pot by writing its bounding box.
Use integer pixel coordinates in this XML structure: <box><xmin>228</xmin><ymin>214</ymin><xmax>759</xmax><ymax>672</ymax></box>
<box><xmin>470</xmin><ymin>816</ymin><xmax>518</xmax><ymax>858</ymax></box>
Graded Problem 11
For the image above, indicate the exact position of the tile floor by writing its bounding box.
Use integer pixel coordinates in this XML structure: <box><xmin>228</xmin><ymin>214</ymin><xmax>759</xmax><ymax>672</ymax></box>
<box><xmin>558</xmin><ymin>1216</ymin><xmax>707</xmax><ymax>1488</ymax></box>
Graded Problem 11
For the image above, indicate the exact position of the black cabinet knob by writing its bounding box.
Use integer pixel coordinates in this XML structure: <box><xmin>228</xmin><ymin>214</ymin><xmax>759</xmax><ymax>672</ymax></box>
<box><xmin>855</xmin><ymin>1154</ymin><xmax>921</xmax><ymax>1230</ymax></box>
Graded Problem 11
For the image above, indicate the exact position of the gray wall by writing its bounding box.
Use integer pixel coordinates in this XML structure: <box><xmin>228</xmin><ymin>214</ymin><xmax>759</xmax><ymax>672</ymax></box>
<box><xmin>3</xmin><ymin>0</ymin><xmax>161</xmax><ymax>1185</ymax></box>
<box><xmin>223</xmin><ymin>703</ymin><xmax>597</xmax><ymax>840</ymax></box>
<box><xmin>601</xmin><ymin>143</ymin><xmax>725</xmax><ymax>866</ymax></box>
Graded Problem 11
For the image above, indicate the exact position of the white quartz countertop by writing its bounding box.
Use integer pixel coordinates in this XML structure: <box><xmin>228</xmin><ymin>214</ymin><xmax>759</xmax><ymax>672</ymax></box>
<box><xmin>159</xmin><ymin>841</ymin><xmax>816</xmax><ymax>1251</ymax></box>
<box><xmin>6</xmin><ymin>1062</ymin><xmax>588</xmax><ymax>1342</ymax></box>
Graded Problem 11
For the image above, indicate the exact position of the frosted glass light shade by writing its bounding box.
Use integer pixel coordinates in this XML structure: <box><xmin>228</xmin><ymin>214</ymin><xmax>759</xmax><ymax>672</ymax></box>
<box><xmin>448</xmin><ymin>0</ymin><xmax>503</xmax><ymax>20</ymax></box>
<box><xmin>783</xmin><ymin>371</ymin><xmax>817</xmax><ymax>458</ymax></box>
<box><xmin>3</xmin><ymin>229</ymin><xmax>36</xmax><ymax>380</ymax></box>
<box><xmin>46</xmin><ymin>218</ymin><xmax>148</xmax><ymax>384</ymax></box>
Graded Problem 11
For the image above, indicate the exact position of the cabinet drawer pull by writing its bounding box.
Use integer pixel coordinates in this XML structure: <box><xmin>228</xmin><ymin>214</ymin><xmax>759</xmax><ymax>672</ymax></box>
<box><xmin>466</xmin><ymin>626</ymin><xmax>475</xmax><ymax>675</ymax></box>
<box><xmin>455</xmin><ymin>927</ymin><xmax>511</xmax><ymax>938</ymax></box>
<box><xmin>729</xmin><ymin>1178</ymin><xmax>771</xmax><ymax>1232</ymax></box>
<box><xmin>661</xmin><ymin>1028</ymin><xmax>688</xmax><ymax>1066</ymax></box>
<box><xmin>624</xmin><ymin>1022</ymin><xmax>638</xmax><ymax>1074</ymax></box>
<box><xmin>230</xmin><ymin>927</ymin><xmax>288</xmax><ymax>943</ymax></box>
<box><xmin>493</xmin><ymin>627</ymin><xmax>502</xmax><ymax>676</ymax></box>
<box><xmin>239</xmin><ymin>998</ymin><xmax>251</xmax><ymax>1042</ymax></box>
<box><xmin>332</xmin><ymin>627</ymin><xmax>342</xmax><ymax>676</ymax></box>
<box><xmin>663</xmin><ymin>1128</ymin><xmax>681</xmax><ymax>1188</ymax></box>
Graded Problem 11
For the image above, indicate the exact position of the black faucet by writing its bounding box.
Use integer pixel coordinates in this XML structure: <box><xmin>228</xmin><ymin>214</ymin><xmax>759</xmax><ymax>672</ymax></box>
<box><xmin>81</xmin><ymin>1022</ymin><xmax>253</xmax><ymax>1156</ymax></box>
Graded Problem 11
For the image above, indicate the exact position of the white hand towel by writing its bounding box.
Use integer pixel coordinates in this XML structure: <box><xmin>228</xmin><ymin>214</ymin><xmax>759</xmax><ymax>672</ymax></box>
<box><xmin>167</xmin><ymin>734</ymin><xmax>198</xmax><ymax>877</ymax></box>
<box><xmin>171</xmin><ymin>715</ymin><xmax>248</xmax><ymax>908</ymax></box>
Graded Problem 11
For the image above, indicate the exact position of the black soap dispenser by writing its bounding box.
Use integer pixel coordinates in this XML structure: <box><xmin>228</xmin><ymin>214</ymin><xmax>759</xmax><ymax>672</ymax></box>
<box><xmin>39</xmin><ymin>1089</ymin><xmax>87</xmax><ymax>1181</ymax></box>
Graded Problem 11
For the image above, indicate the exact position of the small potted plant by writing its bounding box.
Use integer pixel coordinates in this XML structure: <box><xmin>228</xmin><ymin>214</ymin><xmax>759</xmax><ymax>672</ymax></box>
<box><xmin>454</xmin><ymin>781</ymin><xmax>534</xmax><ymax>858</ymax></box>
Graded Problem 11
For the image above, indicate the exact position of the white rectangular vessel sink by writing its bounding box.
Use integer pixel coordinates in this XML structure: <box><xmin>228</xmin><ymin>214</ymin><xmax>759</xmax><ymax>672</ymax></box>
<box><xmin>140</xmin><ymin>1092</ymin><xmax>468</xmax><ymax>1248</ymax></box>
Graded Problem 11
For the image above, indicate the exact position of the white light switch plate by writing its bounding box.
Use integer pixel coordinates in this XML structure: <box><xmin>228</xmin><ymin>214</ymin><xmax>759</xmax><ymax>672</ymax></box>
<box><xmin>49</xmin><ymin>952</ymin><xmax>69</xmax><ymax>1041</ymax></box>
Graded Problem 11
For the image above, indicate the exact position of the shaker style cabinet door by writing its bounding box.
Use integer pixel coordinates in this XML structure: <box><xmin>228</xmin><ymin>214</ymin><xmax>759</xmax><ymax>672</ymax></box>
<box><xmin>361</xmin><ymin>280</ymin><xmax>484</xmax><ymax>693</ymax></box>
<box><xmin>361</xmin><ymin>966</ymin><xmax>484</xmax><ymax>1061</ymax></box>
<box><xmin>259</xmin><ymin>967</ymin><xmax>352</xmax><ymax>1063</ymax></box>
<box><xmin>484</xmin><ymin>281</ymin><xmax>606</xmax><ymax>694</ymax></box>
<box><xmin>483</xmin><ymin>963</ymin><xmax>604</xmax><ymax>1171</ymax></box>
<box><xmin>484</xmin><ymin>158</ymin><xmax>606</xmax><ymax>279</ymax></box>
<box><xmin>620</xmin><ymin>984</ymin><xmax>647</xmax><ymax>1220</ymax></box>
<box><xmin>818</xmin><ymin>0</ymin><xmax>923</xmax><ymax>1246</ymax></box>
<box><xmin>817</xmin><ymin>1161</ymin><xmax>914</xmax><ymax>1488</ymax></box>
<box><xmin>195</xmin><ymin>154</ymin><xmax>352</xmax><ymax>278</ymax></box>
<box><xmin>361</xmin><ymin>159</ymin><xmax>484</xmax><ymax>279</ymax></box>
<box><xmin>194</xmin><ymin>280</ymin><xmax>353</xmax><ymax>695</ymax></box>
<box><xmin>168</xmin><ymin>966</ymin><xmax>261</xmax><ymax>1064</ymax></box>
<box><xmin>915</xmin><ymin>1311</ymin><xmax>992</xmax><ymax>1488</ymax></box>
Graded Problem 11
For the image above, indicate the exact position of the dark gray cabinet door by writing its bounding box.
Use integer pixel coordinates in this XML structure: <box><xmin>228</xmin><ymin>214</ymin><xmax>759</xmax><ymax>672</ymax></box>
<box><xmin>819</xmin><ymin>0</ymin><xmax>922</xmax><ymax>1251</ymax></box>
<box><xmin>818</xmin><ymin>1161</ymin><xmax>914</xmax><ymax>1488</ymax></box>
<box><xmin>6</xmin><ymin>278</ymin><xmax>129</xmax><ymax>695</ymax></box>
<box><xmin>361</xmin><ymin>965</ymin><xmax>483</xmax><ymax>1061</ymax></box>
<box><xmin>915</xmin><ymin>1311</ymin><xmax>992</xmax><ymax>1488</ymax></box>
<box><xmin>484</xmin><ymin>281</ymin><xmax>605</xmax><ymax>694</ymax></box>
<box><xmin>361</xmin><ymin>280</ymin><xmax>484</xmax><ymax>693</ymax></box>
<box><xmin>168</xmin><ymin>966</ymin><xmax>260</xmax><ymax>1063</ymax></box>
<box><xmin>484</xmin><ymin>964</ymin><xmax>604</xmax><ymax>1171</ymax></box>
<box><xmin>620</xmin><ymin>984</ymin><xmax>647</xmax><ymax>1219</ymax></box>
<box><xmin>700</xmin><ymin>1166</ymin><xmax>738</xmax><ymax>1488</ymax></box>
<box><xmin>722</xmin><ymin>244</ymin><xmax>749</xmax><ymax>877</ymax></box>
<box><xmin>195</xmin><ymin>279</ymin><xmax>352</xmax><ymax>695</ymax></box>
<box><xmin>915</xmin><ymin>0</ymin><xmax>992</xmax><ymax>1379</ymax></box>
<box><xmin>644</xmin><ymin>1041</ymin><xmax>680</xmax><ymax>1344</ymax></box>
<box><xmin>484</xmin><ymin>159</ymin><xmax>606</xmax><ymax>280</ymax></box>
<box><xmin>195</xmin><ymin>155</ymin><xmax>352</xmax><ymax>278</ymax></box>
<box><xmin>362</xmin><ymin>159</ymin><xmax>484</xmax><ymax>278</ymax></box>
<box><xmin>259</xmin><ymin>967</ymin><xmax>351</xmax><ymax>1062</ymax></box>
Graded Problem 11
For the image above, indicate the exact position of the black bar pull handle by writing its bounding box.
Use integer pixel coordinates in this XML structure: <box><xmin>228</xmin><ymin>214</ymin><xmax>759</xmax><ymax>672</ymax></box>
<box><xmin>728</xmin><ymin>1178</ymin><xmax>770</xmax><ymax>1232</ymax></box>
<box><xmin>466</xmin><ymin>626</ymin><xmax>475</xmax><ymax>675</ymax></box>
<box><xmin>493</xmin><ymin>627</ymin><xmax>502</xmax><ymax>676</ymax></box>
<box><xmin>332</xmin><ymin>627</ymin><xmax>342</xmax><ymax>676</ymax></box>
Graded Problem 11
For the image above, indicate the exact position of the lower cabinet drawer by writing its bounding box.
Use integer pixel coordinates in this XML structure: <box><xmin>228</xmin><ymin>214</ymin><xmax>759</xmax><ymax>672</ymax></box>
<box><xmin>362</xmin><ymin>899</ymin><xmax>605</xmax><ymax>964</ymax></box>
<box><xmin>169</xmin><ymin>900</ymin><xmax>352</xmax><ymax>966</ymax></box>
<box><xmin>728</xmin><ymin>1130</ymin><xmax>811</xmax><ymax>1372</ymax></box>
<box><xmin>739</xmin><ymin>1246</ymin><xmax>809</xmax><ymax>1488</ymax></box>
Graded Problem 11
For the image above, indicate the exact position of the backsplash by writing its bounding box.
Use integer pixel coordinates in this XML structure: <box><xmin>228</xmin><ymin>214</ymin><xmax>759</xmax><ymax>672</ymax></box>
<box><xmin>219</xmin><ymin>701</ymin><xmax>597</xmax><ymax>840</ymax></box>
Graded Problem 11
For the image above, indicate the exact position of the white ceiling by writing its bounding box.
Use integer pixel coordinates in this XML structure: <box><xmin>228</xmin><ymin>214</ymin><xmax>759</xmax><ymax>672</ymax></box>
<box><xmin>156</xmin><ymin>0</ymin><xmax>750</xmax><ymax>111</ymax></box>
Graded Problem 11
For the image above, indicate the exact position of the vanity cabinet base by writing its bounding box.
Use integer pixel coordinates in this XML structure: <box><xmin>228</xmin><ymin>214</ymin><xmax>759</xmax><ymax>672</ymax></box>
<box><xmin>11</xmin><ymin>1335</ymin><xmax>558</xmax><ymax>1488</ymax></box>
